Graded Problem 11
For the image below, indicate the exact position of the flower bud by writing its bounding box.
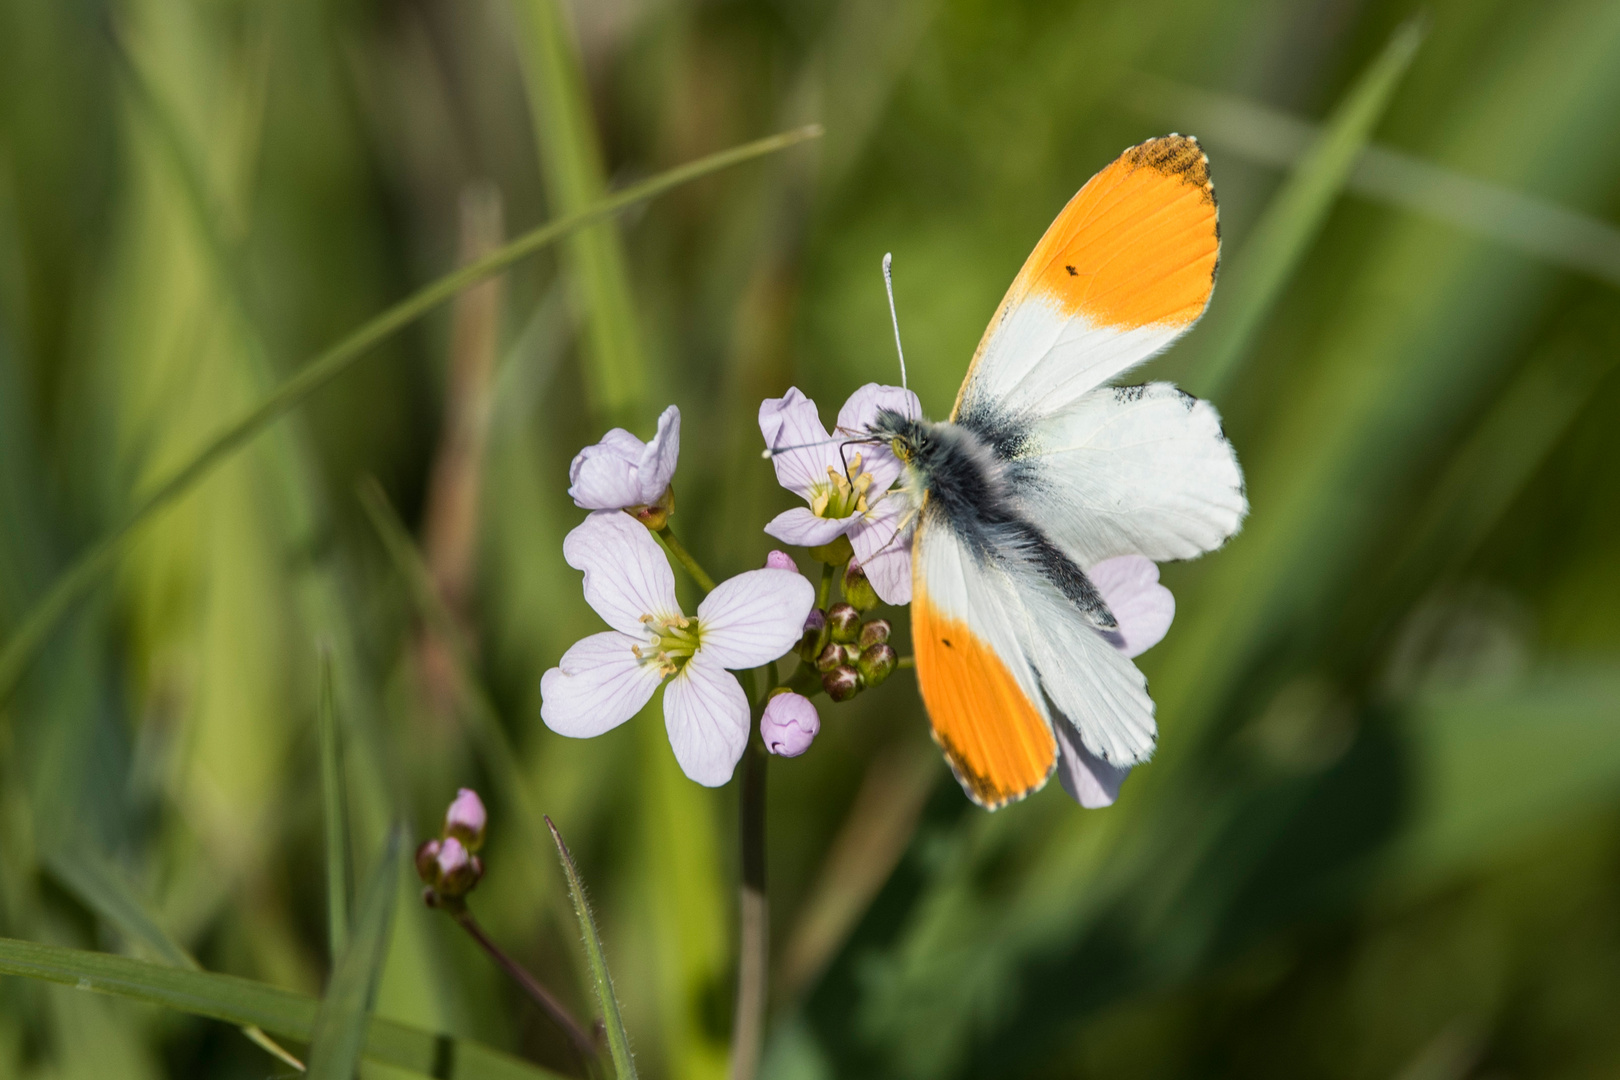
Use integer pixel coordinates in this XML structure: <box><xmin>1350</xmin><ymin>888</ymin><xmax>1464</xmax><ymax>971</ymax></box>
<box><xmin>764</xmin><ymin>550</ymin><xmax>797</xmax><ymax>571</ymax></box>
<box><xmin>435</xmin><ymin>837</ymin><xmax>483</xmax><ymax>898</ymax></box>
<box><xmin>827</xmin><ymin>602</ymin><xmax>860</xmax><ymax>644</ymax></box>
<box><xmin>415</xmin><ymin>838</ymin><xmax>442</xmax><ymax>884</ymax></box>
<box><xmin>815</xmin><ymin>642</ymin><xmax>843</xmax><ymax>673</ymax></box>
<box><xmin>760</xmin><ymin>692</ymin><xmax>820</xmax><ymax>757</ymax></box>
<box><xmin>823</xmin><ymin>665</ymin><xmax>860</xmax><ymax>702</ymax></box>
<box><xmin>858</xmin><ymin>643</ymin><xmax>898</xmax><ymax>688</ymax></box>
<box><xmin>807</xmin><ymin>534</ymin><xmax>854</xmax><ymax>566</ymax></box>
<box><xmin>798</xmin><ymin>609</ymin><xmax>829</xmax><ymax>662</ymax></box>
<box><xmin>444</xmin><ymin>788</ymin><xmax>487</xmax><ymax>852</ymax></box>
<box><xmin>857</xmin><ymin>618</ymin><xmax>891</xmax><ymax>650</ymax></box>
<box><xmin>841</xmin><ymin>561</ymin><xmax>879</xmax><ymax>611</ymax></box>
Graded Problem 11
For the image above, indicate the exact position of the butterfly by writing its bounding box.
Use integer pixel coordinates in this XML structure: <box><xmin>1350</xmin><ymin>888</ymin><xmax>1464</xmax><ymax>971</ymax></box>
<box><xmin>871</xmin><ymin>135</ymin><xmax>1247</xmax><ymax>809</ymax></box>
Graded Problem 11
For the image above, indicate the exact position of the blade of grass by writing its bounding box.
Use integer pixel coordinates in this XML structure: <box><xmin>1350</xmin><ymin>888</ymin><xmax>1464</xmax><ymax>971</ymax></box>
<box><xmin>1186</xmin><ymin>16</ymin><xmax>1425</xmax><ymax>399</ymax></box>
<box><xmin>547</xmin><ymin>816</ymin><xmax>636</xmax><ymax>1080</ymax></box>
<box><xmin>0</xmin><ymin>935</ymin><xmax>565</xmax><ymax>1079</ymax></box>
<box><xmin>307</xmin><ymin>826</ymin><xmax>403</xmax><ymax>1079</ymax></box>
<box><xmin>317</xmin><ymin>650</ymin><xmax>352</xmax><ymax>960</ymax></box>
<box><xmin>43</xmin><ymin>850</ymin><xmax>305</xmax><ymax>1071</ymax></box>
<box><xmin>0</xmin><ymin>123</ymin><xmax>821</xmax><ymax>709</ymax></box>
<box><xmin>509</xmin><ymin>0</ymin><xmax>646</xmax><ymax>422</ymax></box>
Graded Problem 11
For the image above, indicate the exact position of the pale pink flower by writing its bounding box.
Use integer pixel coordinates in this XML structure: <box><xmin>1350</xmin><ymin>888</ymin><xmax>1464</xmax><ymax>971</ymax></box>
<box><xmin>541</xmin><ymin>511</ymin><xmax>815</xmax><ymax>786</ymax></box>
<box><xmin>764</xmin><ymin>550</ymin><xmax>797</xmax><ymax>571</ymax></box>
<box><xmin>758</xmin><ymin>384</ymin><xmax>920</xmax><ymax>604</ymax></box>
<box><xmin>568</xmin><ymin>405</ymin><xmax>681</xmax><ymax>510</ymax></box>
<box><xmin>760</xmin><ymin>693</ymin><xmax>819</xmax><ymax>756</ymax></box>
<box><xmin>1055</xmin><ymin>556</ymin><xmax>1175</xmax><ymax>808</ymax></box>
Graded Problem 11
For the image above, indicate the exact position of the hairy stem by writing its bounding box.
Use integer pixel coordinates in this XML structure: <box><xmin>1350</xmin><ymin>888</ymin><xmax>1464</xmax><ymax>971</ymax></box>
<box><xmin>657</xmin><ymin>526</ymin><xmax>717</xmax><ymax>594</ymax></box>
<box><xmin>452</xmin><ymin>909</ymin><xmax>600</xmax><ymax>1070</ymax></box>
<box><xmin>729</xmin><ymin>733</ymin><xmax>770</xmax><ymax>1080</ymax></box>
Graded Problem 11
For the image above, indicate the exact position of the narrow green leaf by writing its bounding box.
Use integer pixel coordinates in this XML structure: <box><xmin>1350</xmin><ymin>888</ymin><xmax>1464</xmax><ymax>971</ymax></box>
<box><xmin>0</xmin><ymin>935</ymin><xmax>564</xmax><ymax>1079</ymax></box>
<box><xmin>44</xmin><ymin>850</ymin><xmax>307</xmax><ymax>1071</ymax></box>
<box><xmin>317</xmin><ymin>650</ymin><xmax>352</xmax><ymax>960</ymax></box>
<box><xmin>0</xmin><ymin>123</ymin><xmax>821</xmax><ymax>709</ymax></box>
<box><xmin>1187</xmin><ymin>17</ymin><xmax>1425</xmax><ymax>398</ymax></box>
<box><xmin>510</xmin><ymin>0</ymin><xmax>647</xmax><ymax>422</ymax></box>
<box><xmin>547</xmin><ymin>816</ymin><xmax>636</xmax><ymax>1080</ymax></box>
<box><xmin>307</xmin><ymin>826</ymin><xmax>403</xmax><ymax>1080</ymax></box>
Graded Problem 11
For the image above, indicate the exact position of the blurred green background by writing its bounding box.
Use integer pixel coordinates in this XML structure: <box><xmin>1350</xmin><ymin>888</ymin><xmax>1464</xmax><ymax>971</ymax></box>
<box><xmin>3</xmin><ymin>0</ymin><xmax>1620</xmax><ymax>1077</ymax></box>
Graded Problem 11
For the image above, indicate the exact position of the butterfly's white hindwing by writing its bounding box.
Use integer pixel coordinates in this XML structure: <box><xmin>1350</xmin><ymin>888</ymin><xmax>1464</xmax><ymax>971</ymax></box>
<box><xmin>1014</xmin><ymin>382</ymin><xmax>1247</xmax><ymax>568</ymax></box>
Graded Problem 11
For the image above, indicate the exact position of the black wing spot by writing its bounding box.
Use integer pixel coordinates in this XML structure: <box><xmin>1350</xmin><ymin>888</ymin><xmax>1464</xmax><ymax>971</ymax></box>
<box><xmin>942</xmin><ymin>638</ymin><xmax>953</xmax><ymax>649</ymax></box>
<box><xmin>1065</xmin><ymin>264</ymin><xmax>1078</xmax><ymax>276</ymax></box>
<box><xmin>1113</xmin><ymin>385</ymin><xmax>1148</xmax><ymax>403</ymax></box>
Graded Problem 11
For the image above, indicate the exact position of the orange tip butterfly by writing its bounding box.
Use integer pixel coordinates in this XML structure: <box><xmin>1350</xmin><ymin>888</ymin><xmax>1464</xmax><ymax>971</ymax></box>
<box><xmin>875</xmin><ymin>135</ymin><xmax>1247</xmax><ymax>809</ymax></box>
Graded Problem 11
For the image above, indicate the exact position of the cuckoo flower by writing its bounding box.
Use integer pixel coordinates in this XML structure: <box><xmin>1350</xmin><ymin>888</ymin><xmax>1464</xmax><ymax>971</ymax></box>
<box><xmin>568</xmin><ymin>404</ymin><xmax>681</xmax><ymax>526</ymax></box>
<box><xmin>759</xmin><ymin>384</ymin><xmax>920</xmax><ymax>604</ymax></box>
<box><xmin>1055</xmin><ymin>556</ymin><xmax>1176</xmax><ymax>808</ymax></box>
<box><xmin>760</xmin><ymin>692</ymin><xmax>819</xmax><ymax>757</ymax></box>
<box><xmin>540</xmin><ymin>511</ymin><xmax>814</xmax><ymax>786</ymax></box>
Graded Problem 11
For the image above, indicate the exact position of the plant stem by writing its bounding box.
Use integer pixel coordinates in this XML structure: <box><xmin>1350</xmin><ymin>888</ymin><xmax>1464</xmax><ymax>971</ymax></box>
<box><xmin>729</xmin><ymin>734</ymin><xmax>769</xmax><ymax>1080</ymax></box>
<box><xmin>817</xmin><ymin>563</ymin><xmax>835</xmax><ymax>609</ymax></box>
<box><xmin>453</xmin><ymin>909</ymin><xmax>600</xmax><ymax>1071</ymax></box>
<box><xmin>897</xmin><ymin>655</ymin><xmax>914</xmax><ymax>669</ymax></box>
<box><xmin>657</xmin><ymin>526</ymin><xmax>717</xmax><ymax>594</ymax></box>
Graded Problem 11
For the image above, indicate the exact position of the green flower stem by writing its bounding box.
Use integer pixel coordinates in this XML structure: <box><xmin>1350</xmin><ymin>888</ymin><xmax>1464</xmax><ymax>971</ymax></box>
<box><xmin>785</xmin><ymin>663</ymin><xmax>824</xmax><ymax>699</ymax></box>
<box><xmin>817</xmin><ymin>563</ymin><xmax>836</xmax><ymax>609</ymax></box>
<box><xmin>655</xmin><ymin>526</ymin><xmax>717</xmax><ymax>595</ymax></box>
<box><xmin>729</xmin><ymin>728</ymin><xmax>769</xmax><ymax>1080</ymax></box>
<box><xmin>897</xmin><ymin>656</ymin><xmax>914</xmax><ymax>670</ymax></box>
<box><xmin>451</xmin><ymin>909</ymin><xmax>599</xmax><ymax>1070</ymax></box>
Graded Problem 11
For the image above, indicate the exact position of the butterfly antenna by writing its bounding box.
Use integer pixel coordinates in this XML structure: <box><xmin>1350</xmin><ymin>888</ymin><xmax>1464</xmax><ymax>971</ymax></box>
<box><xmin>883</xmin><ymin>252</ymin><xmax>908</xmax><ymax>390</ymax></box>
<box><xmin>761</xmin><ymin>436</ymin><xmax>843</xmax><ymax>460</ymax></box>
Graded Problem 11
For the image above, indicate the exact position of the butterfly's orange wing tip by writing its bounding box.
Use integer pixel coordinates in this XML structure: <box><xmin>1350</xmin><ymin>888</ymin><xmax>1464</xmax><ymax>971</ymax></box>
<box><xmin>1023</xmin><ymin>133</ymin><xmax>1220</xmax><ymax>332</ymax></box>
<box><xmin>912</xmin><ymin>582</ymin><xmax>1055</xmax><ymax>810</ymax></box>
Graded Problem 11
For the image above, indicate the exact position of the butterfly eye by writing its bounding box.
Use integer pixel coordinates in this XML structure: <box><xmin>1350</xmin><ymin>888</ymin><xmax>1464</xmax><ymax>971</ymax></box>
<box><xmin>890</xmin><ymin>437</ymin><xmax>912</xmax><ymax>463</ymax></box>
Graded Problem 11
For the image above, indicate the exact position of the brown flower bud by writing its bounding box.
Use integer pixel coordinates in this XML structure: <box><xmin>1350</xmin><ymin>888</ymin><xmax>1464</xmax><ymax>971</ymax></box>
<box><xmin>822</xmin><ymin>665</ymin><xmax>860</xmax><ymax>702</ymax></box>
<box><xmin>827</xmin><ymin>602</ymin><xmax>860</xmax><ymax>644</ymax></box>
<box><xmin>858</xmin><ymin>643</ymin><xmax>898</xmax><ymax>688</ymax></box>
<box><xmin>798</xmin><ymin>609</ymin><xmax>830</xmax><ymax>662</ymax></box>
<box><xmin>857</xmin><ymin>618</ymin><xmax>891</xmax><ymax>650</ymax></box>
<box><xmin>841</xmin><ymin>561</ymin><xmax>879</xmax><ymax>611</ymax></box>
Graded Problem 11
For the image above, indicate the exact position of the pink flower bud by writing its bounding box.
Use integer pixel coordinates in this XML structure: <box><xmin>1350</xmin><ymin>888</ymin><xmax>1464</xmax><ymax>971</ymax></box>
<box><xmin>444</xmin><ymin>787</ymin><xmax>487</xmax><ymax>851</ymax></box>
<box><xmin>435</xmin><ymin>836</ymin><xmax>481</xmax><ymax>898</ymax></box>
<box><xmin>760</xmin><ymin>693</ymin><xmax>819</xmax><ymax>757</ymax></box>
<box><xmin>764</xmin><ymin>550</ymin><xmax>797</xmax><ymax>571</ymax></box>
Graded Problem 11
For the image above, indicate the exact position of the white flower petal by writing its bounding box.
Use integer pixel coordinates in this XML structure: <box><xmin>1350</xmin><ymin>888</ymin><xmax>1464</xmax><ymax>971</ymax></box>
<box><xmin>848</xmin><ymin>495</ymin><xmax>914</xmax><ymax>605</ymax></box>
<box><xmin>764</xmin><ymin>507</ymin><xmax>854</xmax><ymax>548</ymax></box>
<box><xmin>835</xmin><ymin>383</ymin><xmax>921</xmax><ymax>433</ymax></box>
<box><xmin>637</xmin><ymin>405</ymin><xmax>681</xmax><ymax>503</ymax></box>
<box><xmin>1088</xmin><ymin>556</ymin><xmax>1175</xmax><ymax>658</ymax></box>
<box><xmin>663</xmin><ymin>652</ymin><xmax>750</xmax><ymax>786</ymax></box>
<box><xmin>541</xmin><ymin>631</ymin><xmax>664</xmax><ymax>737</ymax></box>
<box><xmin>696</xmin><ymin>568</ymin><xmax>815</xmax><ymax>669</ymax></box>
<box><xmin>568</xmin><ymin>430</ymin><xmax>647</xmax><ymax>509</ymax></box>
<box><xmin>759</xmin><ymin>388</ymin><xmax>839</xmax><ymax>499</ymax></box>
<box><xmin>564</xmin><ymin>511</ymin><xmax>681</xmax><ymax>635</ymax></box>
<box><xmin>1054</xmin><ymin>716</ymin><xmax>1132</xmax><ymax>808</ymax></box>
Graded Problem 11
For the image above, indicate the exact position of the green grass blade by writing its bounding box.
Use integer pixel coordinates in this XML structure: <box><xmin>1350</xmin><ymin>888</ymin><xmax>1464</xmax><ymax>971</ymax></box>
<box><xmin>307</xmin><ymin>826</ymin><xmax>404</xmax><ymax>1080</ymax></box>
<box><xmin>1187</xmin><ymin>17</ymin><xmax>1424</xmax><ymax>398</ymax></box>
<box><xmin>510</xmin><ymin>0</ymin><xmax>647</xmax><ymax>422</ymax></box>
<box><xmin>0</xmin><ymin>123</ymin><xmax>820</xmax><ymax>710</ymax></box>
<box><xmin>44</xmin><ymin>850</ymin><xmax>307</xmax><ymax>1071</ymax></box>
<box><xmin>317</xmin><ymin>650</ymin><xmax>352</xmax><ymax>960</ymax></box>
<box><xmin>547</xmin><ymin>816</ymin><xmax>636</xmax><ymax>1080</ymax></box>
<box><xmin>0</xmin><ymin>935</ymin><xmax>565</xmax><ymax>1079</ymax></box>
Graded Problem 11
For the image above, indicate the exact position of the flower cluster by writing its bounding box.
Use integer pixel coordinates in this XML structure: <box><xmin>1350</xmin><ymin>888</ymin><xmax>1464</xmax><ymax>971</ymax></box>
<box><xmin>417</xmin><ymin>788</ymin><xmax>488</xmax><ymax>908</ymax></box>
<box><xmin>536</xmin><ymin>384</ymin><xmax>1181</xmax><ymax>807</ymax></box>
<box><xmin>795</xmin><ymin>562</ymin><xmax>898</xmax><ymax>702</ymax></box>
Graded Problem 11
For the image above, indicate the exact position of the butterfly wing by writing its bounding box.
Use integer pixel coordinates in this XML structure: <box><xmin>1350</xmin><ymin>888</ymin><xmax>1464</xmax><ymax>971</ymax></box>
<box><xmin>1014</xmin><ymin>382</ymin><xmax>1247</xmax><ymax>568</ymax></box>
<box><xmin>912</xmin><ymin>512</ymin><xmax>1055</xmax><ymax>809</ymax></box>
<box><xmin>953</xmin><ymin>135</ymin><xmax>1219</xmax><ymax>423</ymax></box>
<box><xmin>912</xmin><ymin>509</ymin><xmax>1159</xmax><ymax>808</ymax></box>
